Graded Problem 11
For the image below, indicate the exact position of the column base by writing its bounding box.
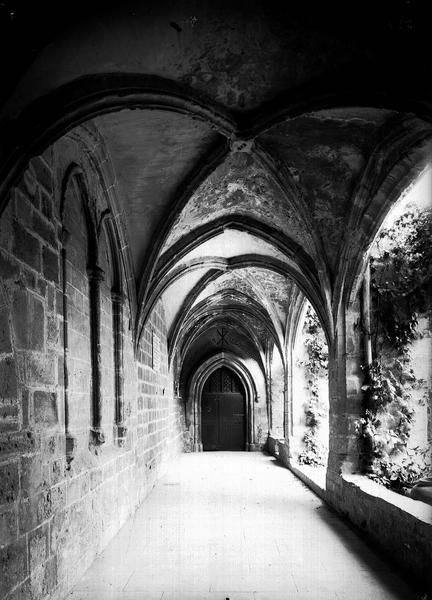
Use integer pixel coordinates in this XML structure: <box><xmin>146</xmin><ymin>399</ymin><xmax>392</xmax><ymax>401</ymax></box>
<box><xmin>247</xmin><ymin>443</ymin><xmax>262</xmax><ymax>452</ymax></box>
<box><xmin>89</xmin><ymin>427</ymin><xmax>105</xmax><ymax>448</ymax></box>
<box><xmin>114</xmin><ymin>424</ymin><xmax>128</xmax><ymax>447</ymax></box>
<box><xmin>66</xmin><ymin>434</ymin><xmax>78</xmax><ymax>465</ymax></box>
<box><xmin>193</xmin><ymin>443</ymin><xmax>203</xmax><ymax>452</ymax></box>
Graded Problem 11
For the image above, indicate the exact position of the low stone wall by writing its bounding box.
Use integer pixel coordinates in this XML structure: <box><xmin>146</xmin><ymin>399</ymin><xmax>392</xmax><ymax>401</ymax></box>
<box><xmin>268</xmin><ymin>435</ymin><xmax>432</xmax><ymax>596</ymax></box>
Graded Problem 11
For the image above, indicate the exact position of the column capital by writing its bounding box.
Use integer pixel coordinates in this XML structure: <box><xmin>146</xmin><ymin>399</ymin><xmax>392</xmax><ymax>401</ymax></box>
<box><xmin>86</xmin><ymin>265</ymin><xmax>105</xmax><ymax>281</ymax></box>
<box><xmin>111</xmin><ymin>289</ymin><xmax>125</xmax><ymax>304</ymax></box>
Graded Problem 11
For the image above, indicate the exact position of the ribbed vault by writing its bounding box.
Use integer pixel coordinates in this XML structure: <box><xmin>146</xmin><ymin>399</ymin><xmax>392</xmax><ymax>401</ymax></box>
<box><xmin>1</xmin><ymin>0</ymin><xmax>431</xmax><ymax>415</ymax></box>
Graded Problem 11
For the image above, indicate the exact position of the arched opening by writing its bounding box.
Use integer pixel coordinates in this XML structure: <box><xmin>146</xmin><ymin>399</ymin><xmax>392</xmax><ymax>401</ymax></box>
<box><xmin>357</xmin><ymin>167</ymin><xmax>432</xmax><ymax>495</ymax></box>
<box><xmin>186</xmin><ymin>352</ymin><xmax>258</xmax><ymax>452</ymax></box>
<box><xmin>201</xmin><ymin>366</ymin><xmax>246</xmax><ymax>451</ymax></box>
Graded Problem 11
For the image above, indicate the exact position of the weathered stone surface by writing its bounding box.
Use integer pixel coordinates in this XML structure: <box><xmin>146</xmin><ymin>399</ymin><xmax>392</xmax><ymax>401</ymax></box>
<box><xmin>42</xmin><ymin>555</ymin><xmax>58</xmax><ymax>595</ymax></box>
<box><xmin>3</xmin><ymin>578</ymin><xmax>32</xmax><ymax>600</ymax></box>
<box><xmin>0</xmin><ymin>536</ymin><xmax>27</xmax><ymax>598</ymax></box>
<box><xmin>42</xmin><ymin>246</ymin><xmax>59</xmax><ymax>284</ymax></box>
<box><xmin>13</xmin><ymin>188</ymin><xmax>33</xmax><ymax>228</ymax></box>
<box><xmin>47</xmin><ymin>284</ymin><xmax>55</xmax><ymax>311</ymax></box>
<box><xmin>20</xmin><ymin>456</ymin><xmax>49</xmax><ymax>498</ymax></box>
<box><xmin>29</xmin><ymin>523</ymin><xmax>48</xmax><ymax>572</ymax></box>
<box><xmin>19</xmin><ymin>489</ymin><xmax>53</xmax><ymax>534</ymax></box>
<box><xmin>0</xmin><ymin>204</ymin><xmax>13</xmax><ymax>252</ymax></box>
<box><xmin>21</xmin><ymin>389</ymin><xmax>30</xmax><ymax>428</ymax></box>
<box><xmin>12</xmin><ymin>220</ymin><xmax>41</xmax><ymax>272</ymax></box>
<box><xmin>0</xmin><ymin>431</ymin><xmax>39</xmax><ymax>456</ymax></box>
<box><xmin>32</xmin><ymin>211</ymin><xmax>57</xmax><ymax>248</ymax></box>
<box><xmin>34</xmin><ymin>391</ymin><xmax>58</xmax><ymax>426</ymax></box>
<box><xmin>0</xmin><ymin>461</ymin><xmax>19</xmax><ymax>506</ymax></box>
<box><xmin>51</xmin><ymin>458</ymin><xmax>66</xmax><ymax>486</ymax></box>
<box><xmin>0</xmin><ymin>397</ymin><xmax>19</xmax><ymax>431</ymax></box>
<box><xmin>90</xmin><ymin>467</ymin><xmax>103</xmax><ymax>490</ymax></box>
<box><xmin>40</xmin><ymin>188</ymin><xmax>53</xmax><ymax>221</ymax></box>
<box><xmin>41</xmin><ymin>434</ymin><xmax>64</xmax><ymax>456</ymax></box>
<box><xmin>0</xmin><ymin>504</ymin><xmax>18</xmax><ymax>546</ymax></box>
<box><xmin>30</xmin><ymin>156</ymin><xmax>53</xmax><ymax>194</ymax></box>
<box><xmin>46</xmin><ymin>315</ymin><xmax>59</xmax><ymax>347</ymax></box>
<box><xmin>67</xmin><ymin>472</ymin><xmax>90</xmax><ymax>506</ymax></box>
<box><xmin>50</xmin><ymin>482</ymin><xmax>66</xmax><ymax>513</ymax></box>
<box><xmin>0</xmin><ymin>357</ymin><xmax>17</xmax><ymax>399</ymax></box>
<box><xmin>0</xmin><ymin>251</ymin><xmax>19</xmax><ymax>281</ymax></box>
<box><xmin>0</xmin><ymin>310</ymin><xmax>12</xmax><ymax>353</ymax></box>
<box><xmin>11</xmin><ymin>289</ymin><xmax>44</xmax><ymax>351</ymax></box>
<box><xmin>17</xmin><ymin>352</ymin><xmax>56</xmax><ymax>386</ymax></box>
<box><xmin>37</xmin><ymin>277</ymin><xmax>47</xmax><ymax>298</ymax></box>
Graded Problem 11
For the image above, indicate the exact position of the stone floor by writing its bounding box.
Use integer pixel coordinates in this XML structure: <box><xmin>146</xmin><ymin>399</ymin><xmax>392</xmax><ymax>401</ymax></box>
<box><xmin>66</xmin><ymin>452</ymin><xmax>420</xmax><ymax>600</ymax></box>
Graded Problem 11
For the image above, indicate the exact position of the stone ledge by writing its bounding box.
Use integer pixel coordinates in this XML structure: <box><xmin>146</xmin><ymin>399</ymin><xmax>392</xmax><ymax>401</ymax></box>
<box><xmin>268</xmin><ymin>434</ymin><xmax>431</xmax><ymax>525</ymax></box>
<box><xmin>342</xmin><ymin>473</ymin><xmax>432</xmax><ymax>525</ymax></box>
<box><xmin>268</xmin><ymin>436</ymin><xmax>327</xmax><ymax>498</ymax></box>
<box><xmin>290</xmin><ymin>462</ymin><xmax>326</xmax><ymax>494</ymax></box>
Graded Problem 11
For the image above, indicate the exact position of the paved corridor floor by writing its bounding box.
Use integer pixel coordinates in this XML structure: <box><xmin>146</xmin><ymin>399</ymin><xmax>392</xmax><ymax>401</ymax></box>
<box><xmin>67</xmin><ymin>452</ymin><xmax>420</xmax><ymax>600</ymax></box>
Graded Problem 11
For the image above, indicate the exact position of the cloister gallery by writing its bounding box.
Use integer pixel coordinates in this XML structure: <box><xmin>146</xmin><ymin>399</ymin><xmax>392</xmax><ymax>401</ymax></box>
<box><xmin>0</xmin><ymin>2</ymin><xmax>431</xmax><ymax>599</ymax></box>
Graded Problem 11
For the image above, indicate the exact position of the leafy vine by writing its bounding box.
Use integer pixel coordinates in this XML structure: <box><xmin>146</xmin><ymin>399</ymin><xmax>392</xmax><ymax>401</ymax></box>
<box><xmin>297</xmin><ymin>305</ymin><xmax>328</xmax><ymax>466</ymax></box>
<box><xmin>357</xmin><ymin>206</ymin><xmax>432</xmax><ymax>492</ymax></box>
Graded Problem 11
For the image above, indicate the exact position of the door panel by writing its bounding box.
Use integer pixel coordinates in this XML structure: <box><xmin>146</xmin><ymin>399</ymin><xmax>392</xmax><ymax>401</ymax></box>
<box><xmin>218</xmin><ymin>393</ymin><xmax>245</xmax><ymax>450</ymax></box>
<box><xmin>201</xmin><ymin>368</ymin><xmax>246</xmax><ymax>451</ymax></box>
<box><xmin>202</xmin><ymin>393</ymin><xmax>219</xmax><ymax>451</ymax></box>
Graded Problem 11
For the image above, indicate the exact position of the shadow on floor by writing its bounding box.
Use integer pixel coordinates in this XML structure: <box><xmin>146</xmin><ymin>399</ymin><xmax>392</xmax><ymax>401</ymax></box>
<box><xmin>267</xmin><ymin>455</ymin><xmax>425</xmax><ymax>600</ymax></box>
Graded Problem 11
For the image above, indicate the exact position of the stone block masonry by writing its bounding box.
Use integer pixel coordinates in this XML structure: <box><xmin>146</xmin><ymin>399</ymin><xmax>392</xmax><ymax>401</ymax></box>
<box><xmin>0</xmin><ymin>148</ymin><xmax>184</xmax><ymax>600</ymax></box>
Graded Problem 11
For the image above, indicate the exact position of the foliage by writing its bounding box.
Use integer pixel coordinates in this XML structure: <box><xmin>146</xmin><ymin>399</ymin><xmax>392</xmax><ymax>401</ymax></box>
<box><xmin>357</xmin><ymin>205</ymin><xmax>432</xmax><ymax>492</ymax></box>
<box><xmin>297</xmin><ymin>305</ymin><xmax>328</xmax><ymax>467</ymax></box>
<box><xmin>370</xmin><ymin>208</ymin><xmax>432</xmax><ymax>353</ymax></box>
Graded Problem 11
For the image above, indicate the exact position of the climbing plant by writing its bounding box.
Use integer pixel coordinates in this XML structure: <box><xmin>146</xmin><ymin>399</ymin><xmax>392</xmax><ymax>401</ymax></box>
<box><xmin>297</xmin><ymin>305</ymin><xmax>328</xmax><ymax>466</ymax></box>
<box><xmin>357</xmin><ymin>206</ymin><xmax>432</xmax><ymax>492</ymax></box>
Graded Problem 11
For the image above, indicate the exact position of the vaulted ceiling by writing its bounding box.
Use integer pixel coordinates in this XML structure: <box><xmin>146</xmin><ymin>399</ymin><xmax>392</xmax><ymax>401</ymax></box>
<box><xmin>1</xmin><ymin>0</ymin><xmax>432</xmax><ymax>377</ymax></box>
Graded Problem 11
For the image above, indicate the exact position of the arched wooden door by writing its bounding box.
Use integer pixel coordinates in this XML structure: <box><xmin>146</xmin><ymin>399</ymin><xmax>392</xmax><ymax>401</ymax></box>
<box><xmin>201</xmin><ymin>367</ymin><xmax>246</xmax><ymax>451</ymax></box>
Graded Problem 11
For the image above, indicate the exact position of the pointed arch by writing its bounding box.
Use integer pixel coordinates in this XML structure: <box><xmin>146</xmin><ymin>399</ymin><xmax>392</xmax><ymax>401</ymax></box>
<box><xmin>187</xmin><ymin>352</ymin><xmax>260</xmax><ymax>452</ymax></box>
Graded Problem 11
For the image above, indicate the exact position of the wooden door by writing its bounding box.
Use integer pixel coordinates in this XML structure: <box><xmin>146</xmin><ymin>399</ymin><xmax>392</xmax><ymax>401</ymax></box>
<box><xmin>201</xmin><ymin>367</ymin><xmax>246</xmax><ymax>451</ymax></box>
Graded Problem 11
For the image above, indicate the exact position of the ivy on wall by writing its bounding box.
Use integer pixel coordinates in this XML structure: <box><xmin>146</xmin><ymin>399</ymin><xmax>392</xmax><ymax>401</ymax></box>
<box><xmin>357</xmin><ymin>207</ymin><xmax>432</xmax><ymax>492</ymax></box>
<box><xmin>297</xmin><ymin>305</ymin><xmax>328</xmax><ymax>466</ymax></box>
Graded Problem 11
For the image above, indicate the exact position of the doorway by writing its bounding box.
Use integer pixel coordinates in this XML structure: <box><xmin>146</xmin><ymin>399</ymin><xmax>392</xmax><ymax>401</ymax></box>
<box><xmin>201</xmin><ymin>367</ymin><xmax>246</xmax><ymax>451</ymax></box>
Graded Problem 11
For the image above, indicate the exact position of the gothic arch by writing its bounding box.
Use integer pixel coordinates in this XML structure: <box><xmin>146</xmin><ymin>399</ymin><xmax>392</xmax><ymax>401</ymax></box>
<box><xmin>187</xmin><ymin>352</ymin><xmax>259</xmax><ymax>452</ymax></box>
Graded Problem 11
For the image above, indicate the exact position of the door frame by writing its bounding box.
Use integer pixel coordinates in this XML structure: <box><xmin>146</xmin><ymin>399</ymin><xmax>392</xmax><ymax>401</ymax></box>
<box><xmin>187</xmin><ymin>352</ymin><xmax>258</xmax><ymax>452</ymax></box>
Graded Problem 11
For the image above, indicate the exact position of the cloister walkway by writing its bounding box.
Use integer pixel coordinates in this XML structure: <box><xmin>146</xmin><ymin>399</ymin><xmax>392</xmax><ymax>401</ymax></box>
<box><xmin>67</xmin><ymin>453</ymin><xmax>419</xmax><ymax>600</ymax></box>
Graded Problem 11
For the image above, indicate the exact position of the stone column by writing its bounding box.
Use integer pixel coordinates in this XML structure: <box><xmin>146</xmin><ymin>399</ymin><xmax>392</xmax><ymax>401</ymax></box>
<box><xmin>362</xmin><ymin>263</ymin><xmax>373</xmax><ymax>367</ymax></box>
<box><xmin>87</xmin><ymin>265</ymin><xmax>105</xmax><ymax>447</ymax></box>
<box><xmin>61</xmin><ymin>235</ymin><xmax>77</xmax><ymax>464</ymax></box>
<box><xmin>266</xmin><ymin>345</ymin><xmax>273</xmax><ymax>435</ymax></box>
<box><xmin>112</xmin><ymin>290</ymin><xmax>127</xmax><ymax>446</ymax></box>
<box><xmin>326</xmin><ymin>301</ymin><xmax>363</xmax><ymax>490</ymax></box>
<box><xmin>192</xmin><ymin>392</ymin><xmax>203</xmax><ymax>452</ymax></box>
<box><xmin>249</xmin><ymin>389</ymin><xmax>256</xmax><ymax>450</ymax></box>
<box><xmin>285</xmin><ymin>343</ymin><xmax>293</xmax><ymax>440</ymax></box>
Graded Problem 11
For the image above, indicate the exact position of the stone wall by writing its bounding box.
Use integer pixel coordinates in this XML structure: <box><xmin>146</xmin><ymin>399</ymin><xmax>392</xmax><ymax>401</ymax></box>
<box><xmin>0</xmin><ymin>150</ymin><xmax>184</xmax><ymax>600</ymax></box>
